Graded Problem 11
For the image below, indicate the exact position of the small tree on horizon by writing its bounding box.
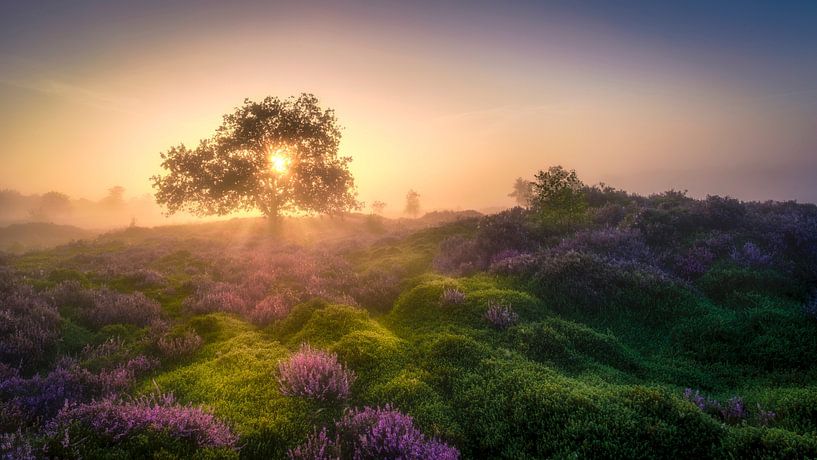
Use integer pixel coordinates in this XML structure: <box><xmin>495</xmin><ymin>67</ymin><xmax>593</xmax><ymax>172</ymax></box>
<box><xmin>371</xmin><ymin>200</ymin><xmax>387</xmax><ymax>215</ymax></box>
<box><xmin>530</xmin><ymin>165</ymin><xmax>587</xmax><ymax>226</ymax></box>
<box><xmin>151</xmin><ymin>94</ymin><xmax>360</xmax><ymax>220</ymax></box>
<box><xmin>509</xmin><ymin>177</ymin><xmax>533</xmax><ymax>208</ymax></box>
<box><xmin>404</xmin><ymin>189</ymin><xmax>421</xmax><ymax>217</ymax></box>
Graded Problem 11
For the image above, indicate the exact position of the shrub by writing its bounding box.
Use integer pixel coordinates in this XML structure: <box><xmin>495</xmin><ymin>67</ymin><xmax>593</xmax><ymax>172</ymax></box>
<box><xmin>278</xmin><ymin>344</ymin><xmax>355</xmax><ymax>402</ymax></box>
<box><xmin>475</xmin><ymin>207</ymin><xmax>537</xmax><ymax>256</ymax></box>
<box><xmin>0</xmin><ymin>356</ymin><xmax>158</xmax><ymax>422</ymax></box>
<box><xmin>49</xmin><ymin>281</ymin><xmax>162</xmax><ymax>329</ymax></box>
<box><xmin>0</xmin><ymin>430</ymin><xmax>35</xmax><ymax>460</ymax></box>
<box><xmin>488</xmin><ymin>250</ymin><xmax>536</xmax><ymax>275</ymax></box>
<box><xmin>120</xmin><ymin>268</ymin><xmax>166</xmax><ymax>288</ymax></box>
<box><xmin>350</xmin><ymin>269</ymin><xmax>403</xmax><ymax>313</ymax></box>
<box><xmin>251</xmin><ymin>292</ymin><xmax>296</xmax><ymax>326</ymax></box>
<box><xmin>0</xmin><ymin>285</ymin><xmax>61</xmax><ymax>369</ymax></box>
<box><xmin>156</xmin><ymin>330</ymin><xmax>204</xmax><ymax>361</ymax></box>
<box><xmin>288</xmin><ymin>427</ymin><xmax>335</xmax><ymax>460</ymax></box>
<box><xmin>554</xmin><ymin>227</ymin><xmax>652</xmax><ymax>263</ymax></box>
<box><xmin>730</xmin><ymin>242</ymin><xmax>774</xmax><ymax>268</ymax></box>
<box><xmin>290</xmin><ymin>405</ymin><xmax>459</xmax><ymax>460</ymax></box>
<box><xmin>47</xmin><ymin>393</ymin><xmax>237</xmax><ymax>450</ymax></box>
<box><xmin>83</xmin><ymin>290</ymin><xmax>163</xmax><ymax>328</ymax></box>
<box><xmin>683</xmin><ymin>389</ymin><xmax>776</xmax><ymax>426</ymax></box>
<box><xmin>483</xmin><ymin>303</ymin><xmax>518</xmax><ymax>330</ymax></box>
<box><xmin>183</xmin><ymin>282</ymin><xmax>246</xmax><ymax>315</ymax></box>
<box><xmin>433</xmin><ymin>236</ymin><xmax>481</xmax><ymax>276</ymax></box>
<box><xmin>697</xmin><ymin>266</ymin><xmax>804</xmax><ymax>305</ymax></box>
<box><xmin>439</xmin><ymin>288</ymin><xmax>465</xmax><ymax>306</ymax></box>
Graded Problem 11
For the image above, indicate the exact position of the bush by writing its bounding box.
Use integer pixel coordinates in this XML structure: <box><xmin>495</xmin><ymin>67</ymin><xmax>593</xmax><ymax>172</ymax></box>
<box><xmin>483</xmin><ymin>303</ymin><xmax>518</xmax><ymax>330</ymax></box>
<box><xmin>350</xmin><ymin>269</ymin><xmax>403</xmax><ymax>313</ymax></box>
<box><xmin>83</xmin><ymin>290</ymin><xmax>163</xmax><ymax>328</ymax></box>
<box><xmin>433</xmin><ymin>236</ymin><xmax>482</xmax><ymax>276</ymax></box>
<box><xmin>46</xmin><ymin>393</ymin><xmax>237</xmax><ymax>454</ymax></box>
<box><xmin>156</xmin><ymin>330</ymin><xmax>204</xmax><ymax>361</ymax></box>
<box><xmin>278</xmin><ymin>344</ymin><xmax>355</xmax><ymax>402</ymax></box>
<box><xmin>0</xmin><ymin>284</ymin><xmax>61</xmax><ymax>369</ymax></box>
<box><xmin>697</xmin><ymin>267</ymin><xmax>805</xmax><ymax>305</ymax></box>
<box><xmin>251</xmin><ymin>292</ymin><xmax>297</xmax><ymax>326</ymax></box>
<box><xmin>0</xmin><ymin>356</ymin><xmax>157</xmax><ymax>421</ymax></box>
<box><xmin>48</xmin><ymin>281</ymin><xmax>162</xmax><ymax>329</ymax></box>
<box><xmin>290</xmin><ymin>405</ymin><xmax>459</xmax><ymax>460</ymax></box>
<box><xmin>439</xmin><ymin>288</ymin><xmax>465</xmax><ymax>306</ymax></box>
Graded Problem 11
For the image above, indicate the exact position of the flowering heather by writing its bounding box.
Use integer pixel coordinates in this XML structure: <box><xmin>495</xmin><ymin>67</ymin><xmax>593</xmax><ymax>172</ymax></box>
<box><xmin>730</xmin><ymin>242</ymin><xmax>774</xmax><ymax>268</ymax></box>
<box><xmin>48</xmin><ymin>393</ymin><xmax>237</xmax><ymax>449</ymax></box>
<box><xmin>121</xmin><ymin>268</ymin><xmax>166</xmax><ymax>288</ymax></box>
<box><xmin>756</xmin><ymin>405</ymin><xmax>777</xmax><ymax>427</ymax></box>
<box><xmin>0</xmin><ymin>285</ymin><xmax>61</xmax><ymax>368</ymax></box>
<box><xmin>433</xmin><ymin>235</ymin><xmax>482</xmax><ymax>276</ymax></box>
<box><xmin>0</xmin><ymin>430</ymin><xmax>35</xmax><ymax>460</ymax></box>
<box><xmin>440</xmin><ymin>288</ymin><xmax>466</xmax><ymax>306</ymax></box>
<box><xmin>80</xmin><ymin>337</ymin><xmax>126</xmax><ymax>363</ymax></box>
<box><xmin>250</xmin><ymin>292</ymin><xmax>296</xmax><ymax>325</ymax></box>
<box><xmin>350</xmin><ymin>269</ymin><xmax>403</xmax><ymax>312</ymax></box>
<box><xmin>488</xmin><ymin>250</ymin><xmax>536</xmax><ymax>275</ymax></box>
<box><xmin>683</xmin><ymin>389</ymin><xmax>765</xmax><ymax>425</ymax></box>
<box><xmin>484</xmin><ymin>302</ymin><xmax>519</xmax><ymax>330</ymax></box>
<box><xmin>1</xmin><ymin>356</ymin><xmax>157</xmax><ymax>421</ymax></box>
<box><xmin>288</xmin><ymin>427</ymin><xmax>337</xmax><ymax>460</ymax></box>
<box><xmin>682</xmin><ymin>388</ymin><xmax>709</xmax><ymax>411</ymax></box>
<box><xmin>84</xmin><ymin>289</ymin><xmax>162</xmax><ymax>328</ymax></box>
<box><xmin>183</xmin><ymin>281</ymin><xmax>247</xmax><ymax>315</ymax></box>
<box><xmin>49</xmin><ymin>282</ymin><xmax>162</xmax><ymax>328</ymax></box>
<box><xmin>156</xmin><ymin>330</ymin><xmax>204</xmax><ymax>360</ymax></box>
<box><xmin>278</xmin><ymin>345</ymin><xmax>355</xmax><ymax>402</ymax></box>
<box><xmin>290</xmin><ymin>405</ymin><xmax>459</xmax><ymax>460</ymax></box>
<box><xmin>555</xmin><ymin>227</ymin><xmax>652</xmax><ymax>263</ymax></box>
<box><xmin>674</xmin><ymin>245</ymin><xmax>716</xmax><ymax>278</ymax></box>
<box><xmin>719</xmin><ymin>396</ymin><xmax>748</xmax><ymax>425</ymax></box>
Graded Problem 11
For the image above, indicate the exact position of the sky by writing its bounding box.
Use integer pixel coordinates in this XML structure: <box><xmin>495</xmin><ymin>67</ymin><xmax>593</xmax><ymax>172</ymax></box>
<box><xmin>1</xmin><ymin>0</ymin><xmax>816</xmax><ymax>217</ymax></box>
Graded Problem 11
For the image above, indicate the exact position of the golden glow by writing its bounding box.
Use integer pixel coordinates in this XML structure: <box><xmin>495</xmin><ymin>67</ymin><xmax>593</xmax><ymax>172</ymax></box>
<box><xmin>269</xmin><ymin>148</ymin><xmax>291</xmax><ymax>174</ymax></box>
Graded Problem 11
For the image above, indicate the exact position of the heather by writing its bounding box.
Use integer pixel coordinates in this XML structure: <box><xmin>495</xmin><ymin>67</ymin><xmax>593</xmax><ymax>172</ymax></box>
<box><xmin>1</xmin><ymin>175</ymin><xmax>817</xmax><ymax>458</ymax></box>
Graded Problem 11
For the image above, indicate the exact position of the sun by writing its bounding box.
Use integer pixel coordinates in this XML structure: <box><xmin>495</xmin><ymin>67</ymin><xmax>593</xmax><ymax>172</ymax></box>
<box><xmin>268</xmin><ymin>148</ymin><xmax>291</xmax><ymax>174</ymax></box>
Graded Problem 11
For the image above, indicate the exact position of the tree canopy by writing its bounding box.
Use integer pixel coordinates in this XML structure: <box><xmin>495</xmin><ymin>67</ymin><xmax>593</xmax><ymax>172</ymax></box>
<box><xmin>530</xmin><ymin>166</ymin><xmax>587</xmax><ymax>226</ymax></box>
<box><xmin>404</xmin><ymin>189</ymin><xmax>421</xmax><ymax>217</ymax></box>
<box><xmin>151</xmin><ymin>94</ymin><xmax>360</xmax><ymax>219</ymax></box>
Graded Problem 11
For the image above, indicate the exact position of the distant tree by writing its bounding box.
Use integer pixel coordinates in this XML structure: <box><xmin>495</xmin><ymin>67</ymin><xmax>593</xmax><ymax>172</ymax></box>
<box><xmin>530</xmin><ymin>166</ymin><xmax>586</xmax><ymax>225</ymax></box>
<box><xmin>404</xmin><ymin>190</ymin><xmax>421</xmax><ymax>217</ymax></box>
<box><xmin>371</xmin><ymin>200</ymin><xmax>387</xmax><ymax>215</ymax></box>
<box><xmin>101</xmin><ymin>186</ymin><xmax>126</xmax><ymax>208</ymax></box>
<box><xmin>508</xmin><ymin>177</ymin><xmax>533</xmax><ymax>208</ymax></box>
<box><xmin>29</xmin><ymin>191</ymin><xmax>71</xmax><ymax>221</ymax></box>
<box><xmin>151</xmin><ymin>94</ymin><xmax>360</xmax><ymax>220</ymax></box>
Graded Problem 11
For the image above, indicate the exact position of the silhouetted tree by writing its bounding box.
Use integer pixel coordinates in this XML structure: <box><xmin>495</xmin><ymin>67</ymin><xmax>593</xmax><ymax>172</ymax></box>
<box><xmin>101</xmin><ymin>186</ymin><xmax>125</xmax><ymax>208</ymax></box>
<box><xmin>404</xmin><ymin>190</ymin><xmax>421</xmax><ymax>217</ymax></box>
<box><xmin>371</xmin><ymin>200</ymin><xmax>387</xmax><ymax>215</ymax></box>
<box><xmin>29</xmin><ymin>191</ymin><xmax>71</xmax><ymax>221</ymax></box>
<box><xmin>151</xmin><ymin>94</ymin><xmax>360</xmax><ymax>220</ymax></box>
<box><xmin>509</xmin><ymin>177</ymin><xmax>533</xmax><ymax>208</ymax></box>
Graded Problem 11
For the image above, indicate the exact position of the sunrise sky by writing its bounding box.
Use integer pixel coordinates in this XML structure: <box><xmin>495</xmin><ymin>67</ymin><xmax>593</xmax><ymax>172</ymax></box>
<box><xmin>1</xmin><ymin>0</ymin><xmax>816</xmax><ymax>216</ymax></box>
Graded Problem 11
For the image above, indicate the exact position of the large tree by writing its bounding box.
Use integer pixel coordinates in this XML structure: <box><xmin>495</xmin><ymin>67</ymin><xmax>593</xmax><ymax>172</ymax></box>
<box><xmin>152</xmin><ymin>94</ymin><xmax>360</xmax><ymax>219</ymax></box>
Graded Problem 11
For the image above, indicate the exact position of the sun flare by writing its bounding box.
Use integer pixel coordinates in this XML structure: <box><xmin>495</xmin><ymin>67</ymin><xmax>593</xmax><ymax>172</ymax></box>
<box><xmin>269</xmin><ymin>149</ymin><xmax>291</xmax><ymax>174</ymax></box>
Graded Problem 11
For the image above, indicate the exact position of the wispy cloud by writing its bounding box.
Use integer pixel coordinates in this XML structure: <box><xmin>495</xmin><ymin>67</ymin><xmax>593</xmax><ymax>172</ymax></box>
<box><xmin>0</xmin><ymin>75</ymin><xmax>140</xmax><ymax>114</ymax></box>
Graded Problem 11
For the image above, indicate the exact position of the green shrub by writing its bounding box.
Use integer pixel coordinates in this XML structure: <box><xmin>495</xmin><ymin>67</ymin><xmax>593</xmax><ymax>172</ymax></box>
<box><xmin>720</xmin><ymin>427</ymin><xmax>817</xmax><ymax>459</ymax></box>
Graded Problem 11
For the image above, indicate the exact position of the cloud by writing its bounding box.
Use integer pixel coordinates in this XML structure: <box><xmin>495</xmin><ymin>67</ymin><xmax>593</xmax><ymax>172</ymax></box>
<box><xmin>0</xmin><ymin>73</ymin><xmax>140</xmax><ymax>114</ymax></box>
